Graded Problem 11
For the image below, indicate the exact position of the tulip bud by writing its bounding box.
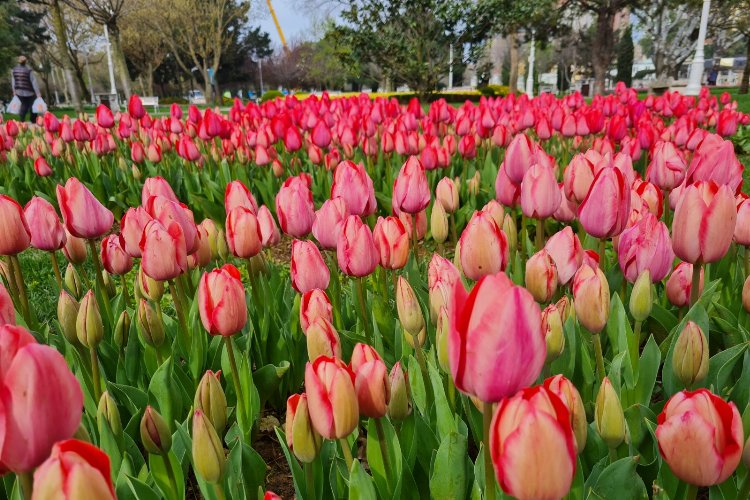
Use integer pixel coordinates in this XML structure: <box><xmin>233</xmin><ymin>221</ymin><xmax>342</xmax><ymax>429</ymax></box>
<box><xmin>102</xmin><ymin>271</ymin><xmax>116</xmax><ymax>298</ymax></box>
<box><xmin>387</xmin><ymin>362</ymin><xmax>411</xmax><ymax>420</ymax></box>
<box><xmin>137</xmin><ymin>299</ymin><xmax>165</xmax><ymax>348</ymax></box>
<box><xmin>195</xmin><ymin>370</ymin><xmax>228</xmax><ymax>435</ymax></box>
<box><xmin>743</xmin><ymin>275</ymin><xmax>750</xmax><ymax>314</ymax></box>
<box><xmin>629</xmin><ymin>271</ymin><xmax>653</xmax><ymax>322</ymax></box>
<box><xmin>139</xmin><ymin>267</ymin><xmax>164</xmax><ymax>302</ymax></box>
<box><xmin>573</xmin><ymin>265</ymin><xmax>610</xmax><ymax>333</ymax></box>
<box><xmin>57</xmin><ymin>289</ymin><xmax>80</xmax><ymax>345</ymax></box>
<box><xmin>672</xmin><ymin>321</ymin><xmax>709</xmax><ymax>388</ymax></box>
<box><xmin>216</xmin><ymin>229</ymin><xmax>229</xmax><ymax>261</ymax></box>
<box><xmin>306</xmin><ymin>317</ymin><xmax>342</xmax><ymax>361</ymax></box>
<box><xmin>192</xmin><ymin>409</ymin><xmax>225</xmax><ymax>483</ymax></box>
<box><xmin>435</xmin><ymin>307</ymin><xmax>450</xmax><ymax>373</ymax></box>
<box><xmin>430</xmin><ymin>201</ymin><xmax>449</xmax><ymax>244</ymax></box>
<box><xmin>502</xmin><ymin>214</ymin><xmax>517</xmax><ymax>253</ymax></box>
<box><xmin>63</xmin><ymin>231</ymin><xmax>88</xmax><ymax>264</ymax></box>
<box><xmin>396</xmin><ymin>276</ymin><xmax>425</xmax><ymax>338</ymax></box>
<box><xmin>286</xmin><ymin>394</ymin><xmax>322</xmax><ymax>463</ymax></box>
<box><xmin>114</xmin><ymin>310</ymin><xmax>130</xmax><ymax>350</ymax></box>
<box><xmin>64</xmin><ymin>263</ymin><xmax>83</xmax><ymax>298</ymax></box>
<box><xmin>595</xmin><ymin>377</ymin><xmax>626</xmax><ymax>449</ymax></box>
<box><xmin>140</xmin><ymin>406</ymin><xmax>172</xmax><ymax>454</ymax></box>
<box><xmin>97</xmin><ymin>391</ymin><xmax>122</xmax><ymax>437</ymax></box>
<box><xmin>544</xmin><ymin>375</ymin><xmax>587</xmax><ymax>453</ymax></box>
<box><xmin>556</xmin><ymin>295</ymin><xmax>572</xmax><ymax>323</ymax></box>
<box><xmin>542</xmin><ymin>304</ymin><xmax>565</xmax><ymax>363</ymax></box>
<box><xmin>525</xmin><ymin>250</ymin><xmax>559</xmax><ymax>303</ymax></box>
<box><xmin>76</xmin><ymin>290</ymin><xmax>103</xmax><ymax>348</ymax></box>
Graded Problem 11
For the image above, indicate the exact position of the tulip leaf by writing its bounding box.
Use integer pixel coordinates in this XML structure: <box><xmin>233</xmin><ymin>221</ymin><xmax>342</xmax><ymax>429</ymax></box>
<box><xmin>633</xmin><ymin>335</ymin><xmax>661</xmax><ymax>408</ymax></box>
<box><xmin>349</xmin><ymin>459</ymin><xmax>378</xmax><ymax>500</ymax></box>
<box><xmin>149</xmin><ymin>451</ymin><xmax>185</xmax><ymax>500</ymax></box>
<box><xmin>429</xmin><ymin>432</ymin><xmax>468</xmax><ymax>500</ymax></box>
<box><xmin>605</xmin><ymin>294</ymin><xmax>635</xmax><ymax>387</ymax></box>
<box><xmin>98</xmin><ymin>418</ymin><xmax>123</xmax><ymax>479</ymax></box>
<box><xmin>147</xmin><ymin>357</ymin><xmax>184</xmax><ymax>433</ymax></box>
<box><xmin>703</xmin><ymin>342</ymin><xmax>748</xmax><ymax>396</ymax></box>
<box><xmin>254</xmin><ymin>361</ymin><xmax>290</xmax><ymax>406</ymax></box>
<box><xmin>274</xmin><ymin>427</ymin><xmax>305</xmax><ymax>500</ymax></box>
<box><xmin>585</xmin><ymin>456</ymin><xmax>647</xmax><ymax>499</ymax></box>
<box><xmin>366</xmin><ymin>417</ymin><xmax>403</xmax><ymax>499</ymax></box>
<box><xmin>227</xmin><ymin>439</ymin><xmax>266</xmax><ymax>500</ymax></box>
<box><xmin>408</xmin><ymin>355</ymin><xmax>428</xmax><ymax>416</ymax></box>
<box><xmin>428</xmin><ymin>359</ymin><xmax>457</xmax><ymax>440</ymax></box>
<box><xmin>121</xmin><ymin>476</ymin><xmax>162</xmax><ymax>500</ymax></box>
<box><xmin>661</xmin><ymin>304</ymin><xmax>711</xmax><ymax>396</ymax></box>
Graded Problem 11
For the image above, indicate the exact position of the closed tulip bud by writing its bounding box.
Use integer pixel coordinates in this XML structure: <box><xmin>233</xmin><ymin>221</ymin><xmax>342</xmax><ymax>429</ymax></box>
<box><xmin>102</xmin><ymin>271</ymin><xmax>116</xmax><ymax>298</ymax></box>
<box><xmin>396</xmin><ymin>276</ymin><xmax>425</xmax><ymax>337</ymax></box>
<box><xmin>373</xmin><ymin>216</ymin><xmax>410</xmax><ymax>270</ymax></box>
<box><xmin>305</xmin><ymin>356</ymin><xmax>359</xmax><ymax>439</ymax></box>
<box><xmin>459</xmin><ymin>211</ymin><xmax>509</xmax><ymax>281</ymax></box>
<box><xmin>502</xmin><ymin>213</ymin><xmax>517</xmax><ymax>252</ymax></box>
<box><xmin>743</xmin><ymin>275</ymin><xmax>750</xmax><ymax>314</ymax></box>
<box><xmin>275</xmin><ymin>175</ymin><xmax>316</xmax><ymax>237</ymax></box>
<box><xmin>291</xmin><ymin>240</ymin><xmax>330</xmax><ymax>293</ymax></box>
<box><xmin>114</xmin><ymin>310</ymin><xmax>130</xmax><ymax>350</ymax></box>
<box><xmin>629</xmin><ymin>271</ymin><xmax>653</xmax><ymax>322</ymax></box>
<box><xmin>137</xmin><ymin>299</ymin><xmax>165</xmax><ymax>348</ymax></box>
<box><xmin>353</xmin><ymin>357</ymin><xmax>391</xmax><ymax>418</ymax></box>
<box><xmin>56</xmin><ymin>178</ymin><xmax>114</xmax><ymax>239</ymax></box>
<box><xmin>306</xmin><ymin>317</ymin><xmax>342</xmax><ymax>360</ymax></box>
<box><xmin>467</xmin><ymin>171</ymin><xmax>481</xmax><ymax>196</ymax></box>
<box><xmin>521</xmin><ymin>163</ymin><xmax>562</xmax><ymax>219</ymax></box>
<box><xmin>139</xmin><ymin>267</ymin><xmax>165</xmax><ymax>302</ymax></box>
<box><xmin>198</xmin><ymin>264</ymin><xmax>248</xmax><ymax>336</ymax></box>
<box><xmin>595</xmin><ymin>377</ymin><xmax>626</xmax><ymax>449</ymax></box>
<box><xmin>62</xmin><ymin>230</ymin><xmax>87</xmax><ymax>264</ymax></box>
<box><xmin>436</xmin><ymin>177</ymin><xmax>459</xmax><ymax>213</ymax></box>
<box><xmin>24</xmin><ymin>196</ymin><xmax>66</xmax><ymax>251</ymax></box>
<box><xmin>286</xmin><ymin>394</ymin><xmax>322</xmax><ymax>463</ymax></box>
<box><xmin>216</xmin><ymin>228</ymin><xmax>229</xmax><ymax>260</ymax></box>
<box><xmin>101</xmin><ymin>234</ymin><xmax>133</xmax><ymax>276</ymax></box>
<box><xmin>97</xmin><ymin>391</ymin><xmax>122</xmax><ymax>437</ymax></box>
<box><xmin>542</xmin><ymin>304</ymin><xmax>565</xmax><ymax>363</ymax></box>
<box><xmin>672</xmin><ymin>321</ymin><xmax>709</xmax><ymax>388</ymax></box>
<box><xmin>195</xmin><ymin>370</ymin><xmax>228</xmax><ymax>435</ymax></box>
<box><xmin>430</xmin><ymin>201</ymin><xmax>449</xmax><ymax>243</ymax></box>
<box><xmin>330</xmin><ymin>160</ymin><xmax>377</xmax><ymax>217</ymax></box>
<box><xmin>387</xmin><ymin>362</ymin><xmax>411</xmax><ymax>420</ymax></box>
<box><xmin>140</xmin><ymin>220</ymin><xmax>187</xmax><ymax>281</ymax></box>
<box><xmin>226</xmin><ymin>206</ymin><xmax>263</xmax><ymax>259</ymax></box>
<box><xmin>666</xmin><ymin>262</ymin><xmax>704</xmax><ymax>308</ymax></box>
<box><xmin>140</xmin><ymin>406</ymin><xmax>172</xmax><ymax>454</ymax></box>
<box><xmin>76</xmin><ymin>290</ymin><xmax>103</xmax><ymax>348</ymax></box>
<box><xmin>657</xmin><ymin>389</ymin><xmax>743</xmax><ymax>486</ymax></box>
<box><xmin>64</xmin><ymin>263</ymin><xmax>83</xmax><ymax>298</ymax></box>
<box><xmin>578</xmin><ymin>167</ymin><xmax>630</xmax><ymax>239</ymax></box>
<box><xmin>192</xmin><ymin>409</ymin><xmax>226</xmax><ymax>483</ymax></box>
<box><xmin>572</xmin><ymin>265</ymin><xmax>610</xmax><ymax>333</ymax></box>
<box><xmin>490</xmin><ymin>386</ymin><xmax>576</xmax><ymax>500</ymax></box>
<box><xmin>57</xmin><ymin>290</ymin><xmax>80</xmax><ymax>345</ymax></box>
<box><xmin>300</xmin><ymin>289</ymin><xmax>333</xmax><ymax>334</ymax></box>
<box><xmin>32</xmin><ymin>440</ymin><xmax>116</xmax><ymax>500</ymax></box>
<box><xmin>337</xmin><ymin>215</ymin><xmax>379</xmax><ymax>277</ymax></box>
<box><xmin>525</xmin><ymin>250</ymin><xmax>559</xmax><ymax>303</ymax></box>
<box><xmin>0</xmin><ymin>195</ymin><xmax>31</xmax><ymax>255</ymax></box>
<box><xmin>436</xmin><ymin>307</ymin><xmax>450</xmax><ymax>372</ymax></box>
<box><xmin>393</xmin><ymin>156</ymin><xmax>431</xmax><ymax>214</ymax></box>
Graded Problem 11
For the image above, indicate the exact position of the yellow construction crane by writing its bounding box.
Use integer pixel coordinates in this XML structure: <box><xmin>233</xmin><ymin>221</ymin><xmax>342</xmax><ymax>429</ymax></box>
<box><xmin>265</xmin><ymin>0</ymin><xmax>289</xmax><ymax>52</ymax></box>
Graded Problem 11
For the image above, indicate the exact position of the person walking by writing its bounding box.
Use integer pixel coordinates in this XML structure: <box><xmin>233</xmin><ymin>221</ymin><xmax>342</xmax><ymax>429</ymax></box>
<box><xmin>11</xmin><ymin>55</ymin><xmax>42</xmax><ymax>123</ymax></box>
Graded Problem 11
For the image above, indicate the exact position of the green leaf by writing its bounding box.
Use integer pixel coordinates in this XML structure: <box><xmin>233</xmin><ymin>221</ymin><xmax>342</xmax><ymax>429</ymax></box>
<box><xmin>349</xmin><ymin>459</ymin><xmax>378</xmax><ymax>500</ymax></box>
<box><xmin>147</xmin><ymin>357</ymin><xmax>183</xmax><ymax>432</ymax></box>
<box><xmin>703</xmin><ymin>343</ymin><xmax>748</xmax><ymax>395</ymax></box>
<box><xmin>632</xmin><ymin>335</ymin><xmax>661</xmax><ymax>407</ymax></box>
<box><xmin>274</xmin><ymin>427</ymin><xmax>305</xmax><ymax>499</ymax></box>
<box><xmin>428</xmin><ymin>359</ymin><xmax>457</xmax><ymax>440</ymax></box>
<box><xmin>148</xmin><ymin>451</ymin><xmax>185</xmax><ymax>500</ymax></box>
<box><xmin>429</xmin><ymin>432</ymin><xmax>468</xmax><ymax>500</ymax></box>
<box><xmin>367</xmin><ymin>418</ymin><xmax>403</xmax><ymax>499</ymax></box>
<box><xmin>586</xmin><ymin>457</ymin><xmax>647</xmax><ymax>499</ymax></box>
<box><xmin>120</xmin><ymin>476</ymin><xmax>162</xmax><ymax>500</ymax></box>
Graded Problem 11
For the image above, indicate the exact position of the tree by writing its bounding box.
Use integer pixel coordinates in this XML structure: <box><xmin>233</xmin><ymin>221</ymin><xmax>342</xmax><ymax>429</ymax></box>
<box><xmin>0</xmin><ymin>0</ymin><xmax>48</xmax><ymax>74</ymax></box>
<box><xmin>217</xmin><ymin>23</ymin><xmax>272</xmax><ymax>88</ymax></box>
<box><xmin>714</xmin><ymin>0</ymin><xmax>750</xmax><ymax>93</ymax></box>
<box><xmin>616</xmin><ymin>25</ymin><xmax>633</xmax><ymax>86</ymax></box>
<box><xmin>120</xmin><ymin>0</ymin><xmax>169</xmax><ymax>96</ymax></box>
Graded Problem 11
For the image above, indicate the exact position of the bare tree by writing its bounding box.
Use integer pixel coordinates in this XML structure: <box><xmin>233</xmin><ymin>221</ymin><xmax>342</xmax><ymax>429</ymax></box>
<box><xmin>713</xmin><ymin>0</ymin><xmax>750</xmax><ymax>93</ymax></box>
<box><xmin>119</xmin><ymin>0</ymin><xmax>167</xmax><ymax>95</ymax></box>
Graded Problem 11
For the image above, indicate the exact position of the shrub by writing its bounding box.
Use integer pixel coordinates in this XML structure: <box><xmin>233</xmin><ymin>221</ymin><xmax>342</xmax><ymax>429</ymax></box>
<box><xmin>260</xmin><ymin>90</ymin><xmax>284</xmax><ymax>103</ymax></box>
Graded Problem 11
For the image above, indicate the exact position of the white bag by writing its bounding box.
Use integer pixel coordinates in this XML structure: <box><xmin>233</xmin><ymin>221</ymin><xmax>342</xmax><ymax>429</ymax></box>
<box><xmin>32</xmin><ymin>97</ymin><xmax>47</xmax><ymax>114</ymax></box>
<box><xmin>6</xmin><ymin>96</ymin><xmax>21</xmax><ymax>115</ymax></box>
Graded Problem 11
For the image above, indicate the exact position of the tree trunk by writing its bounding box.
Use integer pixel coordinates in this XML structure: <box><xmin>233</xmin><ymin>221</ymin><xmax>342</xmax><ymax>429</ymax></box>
<box><xmin>740</xmin><ymin>36</ymin><xmax>750</xmax><ymax>95</ymax></box>
<box><xmin>73</xmin><ymin>64</ymin><xmax>89</xmax><ymax>103</ymax></box>
<box><xmin>50</xmin><ymin>0</ymin><xmax>82</xmax><ymax>112</ymax></box>
<box><xmin>592</xmin><ymin>8</ymin><xmax>615</xmax><ymax>95</ymax></box>
<box><xmin>509</xmin><ymin>32</ymin><xmax>519</xmax><ymax>94</ymax></box>
<box><xmin>108</xmin><ymin>23</ymin><xmax>132</xmax><ymax>99</ymax></box>
<box><xmin>146</xmin><ymin>64</ymin><xmax>154</xmax><ymax>96</ymax></box>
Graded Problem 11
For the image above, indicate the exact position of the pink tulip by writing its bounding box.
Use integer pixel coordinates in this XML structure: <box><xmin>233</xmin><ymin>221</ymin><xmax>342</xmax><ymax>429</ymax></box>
<box><xmin>128</xmin><ymin>95</ymin><xmax>145</xmax><ymax>118</ymax></box>
<box><xmin>373</xmin><ymin>216</ymin><xmax>410</xmax><ymax>270</ymax></box>
<box><xmin>141</xmin><ymin>176</ymin><xmax>178</xmax><ymax>207</ymax></box>
<box><xmin>198</xmin><ymin>264</ymin><xmax>247</xmax><ymax>336</ymax></box>
<box><xmin>0</xmin><ymin>195</ymin><xmax>31</xmax><ymax>255</ymax></box>
<box><xmin>311</xmin><ymin>121</ymin><xmax>332</xmax><ymax>148</ymax></box>
<box><xmin>32</xmin><ymin>439</ymin><xmax>115</xmax><ymax>500</ymax></box>
<box><xmin>578</xmin><ymin>167</ymin><xmax>630</xmax><ymax>239</ymax></box>
<box><xmin>666</xmin><ymin>262</ymin><xmax>704</xmax><ymax>308</ymax></box>
<box><xmin>657</xmin><ymin>389</ymin><xmax>742</xmax><ymax>486</ymax></box>
<box><xmin>291</xmin><ymin>240</ymin><xmax>330</xmax><ymax>293</ymax></box>
<box><xmin>0</xmin><ymin>283</ymin><xmax>14</xmax><ymax>325</ymax></box>
<box><xmin>337</xmin><ymin>215</ymin><xmax>379</xmax><ymax>277</ymax></box>
<box><xmin>353</xmin><ymin>357</ymin><xmax>390</xmax><ymax>418</ymax></box>
<box><xmin>62</xmin><ymin>230</ymin><xmax>87</xmax><ymax>264</ymax></box>
<box><xmin>490</xmin><ymin>386</ymin><xmax>576</xmax><ymax>500</ymax></box>
<box><xmin>735</xmin><ymin>195</ymin><xmax>750</xmax><ymax>246</ymax></box>
<box><xmin>330</xmin><ymin>161</ymin><xmax>377</xmax><ymax>217</ymax></box>
<box><xmin>459</xmin><ymin>211</ymin><xmax>509</xmax><ymax>281</ymax></box>
<box><xmin>226</xmin><ymin>206</ymin><xmax>263</xmax><ymax>259</ymax></box>
<box><xmin>428</xmin><ymin>254</ymin><xmax>461</xmax><ymax>321</ymax></box>
<box><xmin>120</xmin><ymin>207</ymin><xmax>153</xmax><ymax>258</ymax></box>
<box><xmin>525</xmin><ymin>249</ymin><xmax>559</xmax><ymax>303</ymax></box>
<box><xmin>139</xmin><ymin>220</ymin><xmax>187</xmax><ymax>281</ymax></box>
<box><xmin>686</xmin><ymin>135</ymin><xmax>743</xmax><ymax>193</ymax></box>
<box><xmin>304</xmin><ymin>356</ymin><xmax>359</xmax><ymax>439</ymax></box>
<box><xmin>672</xmin><ymin>181</ymin><xmax>736</xmax><ymax>264</ymax></box>
<box><xmin>225</xmin><ymin>180</ymin><xmax>259</xmax><ymax>214</ymax></box>
<box><xmin>617</xmin><ymin>212</ymin><xmax>674</xmax><ymax>283</ymax></box>
<box><xmin>312</xmin><ymin>198</ymin><xmax>349</xmax><ymax>250</ymax></box>
<box><xmin>563</xmin><ymin>153</ymin><xmax>596</xmax><ymax>204</ymax></box>
<box><xmin>145</xmin><ymin>195</ymin><xmax>198</xmax><ymax>254</ymax></box>
<box><xmin>646</xmin><ymin>141</ymin><xmax>686</xmax><ymax>191</ymax></box>
<box><xmin>257</xmin><ymin>205</ymin><xmax>281</xmax><ymax>247</ymax></box>
<box><xmin>0</xmin><ymin>326</ymin><xmax>83</xmax><ymax>472</ymax></box>
<box><xmin>56</xmin><ymin>178</ymin><xmax>114</xmax><ymax>239</ymax></box>
<box><xmin>449</xmin><ymin>272</ymin><xmax>545</xmax><ymax>402</ymax></box>
<box><xmin>521</xmin><ymin>163</ymin><xmax>562</xmax><ymax>219</ymax></box>
<box><xmin>393</xmin><ymin>156</ymin><xmax>431</xmax><ymax>215</ymax></box>
<box><xmin>436</xmin><ymin>177</ymin><xmax>459</xmax><ymax>213</ymax></box>
<box><xmin>504</xmin><ymin>134</ymin><xmax>537</xmax><ymax>183</ymax></box>
<box><xmin>300</xmin><ymin>289</ymin><xmax>333</xmax><ymax>334</ymax></box>
<box><xmin>23</xmin><ymin>196</ymin><xmax>65</xmax><ymax>252</ymax></box>
<box><xmin>100</xmin><ymin>234</ymin><xmax>133</xmax><ymax>276</ymax></box>
<box><xmin>276</xmin><ymin>175</ymin><xmax>316</xmax><ymax>238</ymax></box>
<box><xmin>34</xmin><ymin>157</ymin><xmax>52</xmax><ymax>176</ymax></box>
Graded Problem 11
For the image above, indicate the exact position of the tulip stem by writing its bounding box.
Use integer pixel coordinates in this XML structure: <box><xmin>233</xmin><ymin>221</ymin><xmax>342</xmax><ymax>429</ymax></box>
<box><xmin>482</xmin><ymin>402</ymin><xmax>496</xmax><ymax>500</ymax></box>
<box><xmin>245</xmin><ymin>258</ymin><xmax>265</xmax><ymax>322</ymax></box>
<box><xmin>50</xmin><ymin>251</ymin><xmax>63</xmax><ymax>290</ymax></box>
<box><xmin>412</xmin><ymin>222</ymin><xmax>420</xmax><ymax>269</ymax></box>
<box><xmin>663</xmin><ymin>193</ymin><xmax>671</xmax><ymax>229</ymax></box>
<box><xmin>224</xmin><ymin>336</ymin><xmax>249</xmax><ymax>442</ymax></box>
<box><xmin>18</xmin><ymin>471</ymin><xmax>33</xmax><ymax>500</ymax></box>
<box><xmin>738</xmin><ymin>471</ymin><xmax>750</xmax><ymax>500</ymax></box>
<box><xmin>685</xmin><ymin>484</ymin><xmax>698</xmax><ymax>500</ymax></box>
<box><xmin>745</xmin><ymin>247</ymin><xmax>750</xmax><ymax>279</ymax></box>
<box><xmin>326</xmin><ymin>252</ymin><xmax>344</xmax><ymax>331</ymax></box>
<box><xmin>598</xmin><ymin>239</ymin><xmax>607</xmax><ymax>269</ymax></box>
<box><xmin>87</xmin><ymin>239</ymin><xmax>113</xmax><ymax>323</ymax></box>
<box><xmin>690</xmin><ymin>262</ymin><xmax>702</xmax><ymax>307</ymax></box>
<box><xmin>9</xmin><ymin>255</ymin><xmax>34</xmax><ymax>328</ymax></box>
<box><xmin>168</xmin><ymin>280</ymin><xmax>190</xmax><ymax>353</ymax></box>
<box><xmin>212</xmin><ymin>482</ymin><xmax>226</xmax><ymax>500</ymax></box>
<box><xmin>160</xmin><ymin>450</ymin><xmax>179</xmax><ymax>499</ymax></box>
<box><xmin>339</xmin><ymin>438</ymin><xmax>354</xmax><ymax>471</ymax></box>
<box><xmin>90</xmin><ymin>346</ymin><xmax>102</xmax><ymax>401</ymax></box>
<box><xmin>121</xmin><ymin>276</ymin><xmax>131</xmax><ymax>310</ymax></box>
<box><xmin>629</xmin><ymin>321</ymin><xmax>642</xmax><ymax>373</ymax></box>
<box><xmin>374</xmin><ymin>418</ymin><xmax>393</xmax><ymax>491</ymax></box>
<box><xmin>593</xmin><ymin>333</ymin><xmax>606</xmax><ymax>382</ymax></box>
<box><xmin>304</xmin><ymin>461</ymin><xmax>315</xmax><ymax>498</ymax></box>
<box><xmin>608</xmin><ymin>447</ymin><xmax>618</xmax><ymax>464</ymax></box>
<box><xmin>355</xmin><ymin>277</ymin><xmax>374</xmax><ymax>346</ymax></box>
<box><xmin>535</xmin><ymin>218</ymin><xmax>544</xmax><ymax>252</ymax></box>
<box><xmin>520</xmin><ymin>215</ymin><xmax>527</xmax><ymax>258</ymax></box>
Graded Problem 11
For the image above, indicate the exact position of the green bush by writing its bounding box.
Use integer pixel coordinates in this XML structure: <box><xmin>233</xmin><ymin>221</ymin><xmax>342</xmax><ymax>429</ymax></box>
<box><xmin>160</xmin><ymin>96</ymin><xmax>188</xmax><ymax>105</ymax></box>
<box><xmin>478</xmin><ymin>85</ymin><xmax>510</xmax><ymax>97</ymax></box>
<box><xmin>260</xmin><ymin>90</ymin><xmax>284</xmax><ymax>103</ymax></box>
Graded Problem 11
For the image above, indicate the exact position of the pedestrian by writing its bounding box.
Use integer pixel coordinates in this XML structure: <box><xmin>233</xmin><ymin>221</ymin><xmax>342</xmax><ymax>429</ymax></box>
<box><xmin>11</xmin><ymin>55</ymin><xmax>42</xmax><ymax>123</ymax></box>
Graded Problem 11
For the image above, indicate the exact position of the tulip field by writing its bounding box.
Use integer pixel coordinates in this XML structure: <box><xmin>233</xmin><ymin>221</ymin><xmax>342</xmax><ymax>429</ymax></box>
<box><xmin>2</xmin><ymin>84</ymin><xmax>750</xmax><ymax>500</ymax></box>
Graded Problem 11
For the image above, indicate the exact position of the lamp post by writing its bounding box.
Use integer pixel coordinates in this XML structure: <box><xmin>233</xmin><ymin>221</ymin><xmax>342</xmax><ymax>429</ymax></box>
<box><xmin>526</xmin><ymin>30</ymin><xmax>536</xmax><ymax>98</ymax></box>
<box><xmin>685</xmin><ymin>0</ymin><xmax>711</xmax><ymax>96</ymax></box>
<box><xmin>103</xmin><ymin>24</ymin><xmax>118</xmax><ymax>108</ymax></box>
<box><xmin>448</xmin><ymin>45</ymin><xmax>454</xmax><ymax>90</ymax></box>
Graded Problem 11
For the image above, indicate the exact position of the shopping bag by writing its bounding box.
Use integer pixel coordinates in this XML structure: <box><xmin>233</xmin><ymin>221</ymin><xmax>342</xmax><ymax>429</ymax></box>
<box><xmin>32</xmin><ymin>97</ymin><xmax>47</xmax><ymax>114</ymax></box>
<box><xmin>6</xmin><ymin>96</ymin><xmax>21</xmax><ymax>115</ymax></box>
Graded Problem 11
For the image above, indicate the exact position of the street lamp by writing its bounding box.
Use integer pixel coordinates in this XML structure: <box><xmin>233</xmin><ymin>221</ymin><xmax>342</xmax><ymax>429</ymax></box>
<box><xmin>685</xmin><ymin>0</ymin><xmax>711</xmax><ymax>96</ymax></box>
<box><xmin>526</xmin><ymin>30</ymin><xmax>536</xmax><ymax>98</ymax></box>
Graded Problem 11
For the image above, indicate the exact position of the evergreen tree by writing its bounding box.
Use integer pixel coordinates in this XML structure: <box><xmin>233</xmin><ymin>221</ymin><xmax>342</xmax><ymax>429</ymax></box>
<box><xmin>616</xmin><ymin>25</ymin><xmax>634</xmax><ymax>87</ymax></box>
